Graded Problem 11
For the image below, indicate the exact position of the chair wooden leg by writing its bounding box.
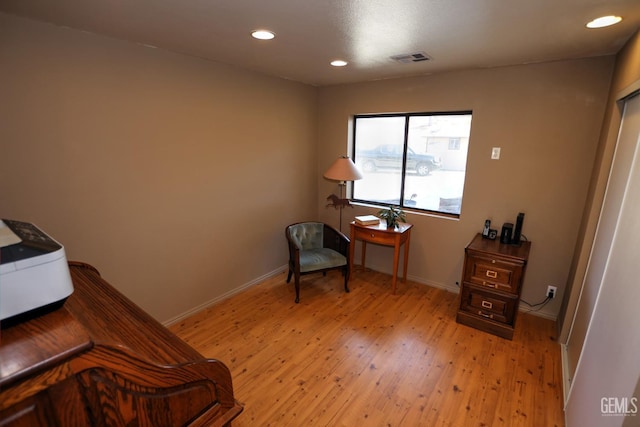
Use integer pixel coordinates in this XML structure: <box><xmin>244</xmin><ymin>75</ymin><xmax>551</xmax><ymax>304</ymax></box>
<box><xmin>286</xmin><ymin>268</ymin><xmax>293</xmax><ymax>283</ymax></box>
<box><xmin>344</xmin><ymin>267</ymin><xmax>350</xmax><ymax>293</ymax></box>
<box><xmin>294</xmin><ymin>272</ymin><xmax>301</xmax><ymax>303</ymax></box>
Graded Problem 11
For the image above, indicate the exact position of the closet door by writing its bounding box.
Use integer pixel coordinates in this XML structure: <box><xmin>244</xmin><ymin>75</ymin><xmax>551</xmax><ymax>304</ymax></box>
<box><xmin>564</xmin><ymin>93</ymin><xmax>640</xmax><ymax>386</ymax></box>
<box><xmin>564</xmin><ymin>92</ymin><xmax>640</xmax><ymax>424</ymax></box>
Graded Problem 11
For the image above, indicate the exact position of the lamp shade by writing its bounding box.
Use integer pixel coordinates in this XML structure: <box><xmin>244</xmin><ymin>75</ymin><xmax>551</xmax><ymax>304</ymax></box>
<box><xmin>323</xmin><ymin>156</ymin><xmax>363</xmax><ymax>181</ymax></box>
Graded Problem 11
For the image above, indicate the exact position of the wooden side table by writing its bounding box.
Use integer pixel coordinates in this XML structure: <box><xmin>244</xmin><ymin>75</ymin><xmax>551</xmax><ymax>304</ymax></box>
<box><xmin>349</xmin><ymin>221</ymin><xmax>413</xmax><ymax>293</ymax></box>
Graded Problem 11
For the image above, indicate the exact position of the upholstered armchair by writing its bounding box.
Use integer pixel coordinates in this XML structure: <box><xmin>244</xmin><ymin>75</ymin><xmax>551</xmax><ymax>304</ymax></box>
<box><xmin>285</xmin><ymin>222</ymin><xmax>350</xmax><ymax>303</ymax></box>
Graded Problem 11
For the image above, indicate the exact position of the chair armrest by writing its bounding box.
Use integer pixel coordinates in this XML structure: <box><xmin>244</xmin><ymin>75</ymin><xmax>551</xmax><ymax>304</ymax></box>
<box><xmin>287</xmin><ymin>236</ymin><xmax>301</xmax><ymax>252</ymax></box>
<box><xmin>323</xmin><ymin>224</ymin><xmax>350</xmax><ymax>257</ymax></box>
<box><xmin>285</xmin><ymin>226</ymin><xmax>301</xmax><ymax>270</ymax></box>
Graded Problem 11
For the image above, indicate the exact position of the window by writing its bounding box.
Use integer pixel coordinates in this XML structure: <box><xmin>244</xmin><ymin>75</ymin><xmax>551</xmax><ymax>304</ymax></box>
<box><xmin>352</xmin><ymin>111</ymin><xmax>472</xmax><ymax>216</ymax></box>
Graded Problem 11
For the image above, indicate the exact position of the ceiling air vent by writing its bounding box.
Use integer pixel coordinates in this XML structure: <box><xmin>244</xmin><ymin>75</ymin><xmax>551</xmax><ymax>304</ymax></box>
<box><xmin>390</xmin><ymin>51</ymin><xmax>432</xmax><ymax>63</ymax></box>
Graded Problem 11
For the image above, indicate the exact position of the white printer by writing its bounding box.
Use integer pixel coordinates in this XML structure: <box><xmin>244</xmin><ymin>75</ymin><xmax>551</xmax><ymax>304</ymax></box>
<box><xmin>0</xmin><ymin>219</ymin><xmax>74</xmax><ymax>322</ymax></box>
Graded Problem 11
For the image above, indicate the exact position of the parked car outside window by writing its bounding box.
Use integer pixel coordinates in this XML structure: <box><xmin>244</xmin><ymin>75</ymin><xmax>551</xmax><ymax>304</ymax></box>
<box><xmin>356</xmin><ymin>144</ymin><xmax>441</xmax><ymax>176</ymax></box>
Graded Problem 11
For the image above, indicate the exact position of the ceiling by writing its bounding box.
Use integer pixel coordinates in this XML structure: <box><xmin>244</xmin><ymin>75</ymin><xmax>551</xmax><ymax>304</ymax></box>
<box><xmin>1</xmin><ymin>0</ymin><xmax>639</xmax><ymax>86</ymax></box>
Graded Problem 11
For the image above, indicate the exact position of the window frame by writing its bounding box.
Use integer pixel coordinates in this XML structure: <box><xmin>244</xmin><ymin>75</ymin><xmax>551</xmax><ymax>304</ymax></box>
<box><xmin>350</xmin><ymin>110</ymin><xmax>472</xmax><ymax>217</ymax></box>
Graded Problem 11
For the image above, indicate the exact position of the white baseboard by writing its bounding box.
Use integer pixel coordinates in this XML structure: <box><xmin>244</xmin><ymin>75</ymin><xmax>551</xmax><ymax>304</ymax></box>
<box><xmin>407</xmin><ymin>273</ymin><xmax>460</xmax><ymax>294</ymax></box>
<box><xmin>162</xmin><ymin>264</ymin><xmax>287</xmax><ymax>327</ymax></box>
<box><xmin>164</xmin><ymin>264</ymin><xmax>556</xmax><ymax>326</ymax></box>
<box><xmin>518</xmin><ymin>305</ymin><xmax>557</xmax><ymax>320</ymax></box>
<box><xmin>560</xmin><ymin>343</ymin><xmax>572</xmax><ymax>407</ymax></box>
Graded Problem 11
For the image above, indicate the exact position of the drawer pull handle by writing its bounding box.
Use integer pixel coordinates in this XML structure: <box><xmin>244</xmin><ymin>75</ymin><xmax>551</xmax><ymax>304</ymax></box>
<box><xmin>371</xmin><ymin>233</ymin><xmax>375</xmax><ymax>237</ymax></box>
<box><xmin>486</xmin><ymin>270</ymin><xmax>498</xmax><ymax>278</ymax></box>
<box><xmin>481</xmin><ymin>300</ymin><xmax>493</xmax><ymax>309</ymax></box>
<box><xmin>482</xmin><ymin>281</ymin><xmax>497</xmax><ymax>288</ymax></box>
<box><xmin>478</xmin><ymin>311</ymin><xmax>494</xmax><ymax>319</ymax></box>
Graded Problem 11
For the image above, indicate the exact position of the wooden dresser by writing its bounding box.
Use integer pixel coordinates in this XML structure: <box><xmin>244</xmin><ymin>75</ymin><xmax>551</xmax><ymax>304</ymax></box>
<box><xmin>0</xmin><ymin>262</ymin><xmax>243</xmax><ymax>426</ymax></box>
<box><xmin>456</xmin><ymin>233</ymin><xmax>531</xmax><ymax>340</ymax></box>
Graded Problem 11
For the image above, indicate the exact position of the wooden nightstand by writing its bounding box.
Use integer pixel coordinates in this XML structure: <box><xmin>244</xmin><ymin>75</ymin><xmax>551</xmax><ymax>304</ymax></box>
<box><xmin>456</xmin><ymin>233</ymin><xmax>531</xmax><ymax>340</ymax></box>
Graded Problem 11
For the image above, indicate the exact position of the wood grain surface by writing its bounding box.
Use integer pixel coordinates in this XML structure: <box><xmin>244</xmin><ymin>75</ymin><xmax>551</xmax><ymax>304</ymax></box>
<box><xmin>170</xmin><ymin>269</ymin><xmax>564</xmax><ymax>426</ymax></box>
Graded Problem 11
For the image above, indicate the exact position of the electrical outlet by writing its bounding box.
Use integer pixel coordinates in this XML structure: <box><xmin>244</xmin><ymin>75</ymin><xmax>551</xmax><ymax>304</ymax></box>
<box><xmin>547</xmin><ymin>286</ymin><xmax>557</xmax><ymax>299</ymax></box>
<box><xmin>491</xmin><ymin>147</ymin><xmax>501</xmax><ymax>159</ymax></box>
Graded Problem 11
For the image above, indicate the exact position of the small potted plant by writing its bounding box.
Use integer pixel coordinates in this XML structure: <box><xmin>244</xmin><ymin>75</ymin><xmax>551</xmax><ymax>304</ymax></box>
<box><xmin>377</xmin><ymin>206</ymin><xmax>406</xmax><ymax>229</ymax></box>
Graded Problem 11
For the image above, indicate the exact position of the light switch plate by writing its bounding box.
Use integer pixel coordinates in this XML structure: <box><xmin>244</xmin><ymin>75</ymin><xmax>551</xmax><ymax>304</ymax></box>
<box><xmin>491</xmin><ymin>147</ymin><xmax>501</xmax><ymax>159</ymax></box>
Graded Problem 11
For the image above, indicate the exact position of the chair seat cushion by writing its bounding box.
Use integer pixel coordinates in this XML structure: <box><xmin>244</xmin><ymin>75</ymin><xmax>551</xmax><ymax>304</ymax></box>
<box><xmin>299</xmin><ymin>248</ymin><xmax>347</xmax><ymax>273</ymax></box>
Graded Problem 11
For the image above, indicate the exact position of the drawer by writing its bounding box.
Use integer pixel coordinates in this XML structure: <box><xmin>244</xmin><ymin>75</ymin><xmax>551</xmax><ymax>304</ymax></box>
<box><xmin>459</xmin><ymin>285</ymin><xmax>517</xmax><ymax>324</ymax></box>
<box><xmin>353</xmin><ymin>227</ymin><xmax>395</xmax><ymax>246</ymax></box>
<box><xmin>464</xmin><ymin>253</ymin><xmax>523</xmax><ymax>294</ymax></box>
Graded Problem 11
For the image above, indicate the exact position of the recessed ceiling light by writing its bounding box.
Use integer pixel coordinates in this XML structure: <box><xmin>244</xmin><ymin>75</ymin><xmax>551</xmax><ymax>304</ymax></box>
<box><xmin>586</xmin><ymin>15</ymin><xmax>622</xmax><ymax>28</ymax></box>
<box><xmin>331</xmin><ymin>60</ymin><xmax>348</xmax><ymax>67</ymax></box>
<box><xmin>251</xmin><ymin>30</ymin><xmax>275</xmax><ymax>40</ymax></box>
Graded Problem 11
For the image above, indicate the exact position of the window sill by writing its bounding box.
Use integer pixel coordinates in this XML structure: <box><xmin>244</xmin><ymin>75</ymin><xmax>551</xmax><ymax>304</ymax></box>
<box><xmin>349</xmin><ymin>201</ymin><xmax>460</xmax><ymax>221</ymax></box>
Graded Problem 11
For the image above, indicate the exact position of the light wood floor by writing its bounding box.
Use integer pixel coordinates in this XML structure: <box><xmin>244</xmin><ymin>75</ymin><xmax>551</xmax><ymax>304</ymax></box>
<box><xmin>169</xmin><ymin>269</ymin><xmax>564</xmax><ymax>426</ymax></box>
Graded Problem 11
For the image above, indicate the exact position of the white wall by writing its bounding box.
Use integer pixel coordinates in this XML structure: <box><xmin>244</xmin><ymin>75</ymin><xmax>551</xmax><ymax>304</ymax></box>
<box><xmin>0</xmin><ymin>13</ymin><xmax>318</xmax><ymax>322</ymax></box>
<box><xmin>317</xmin><ymin>58</ymin><xmax>614</xmax><ymax>320</ymax></box>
